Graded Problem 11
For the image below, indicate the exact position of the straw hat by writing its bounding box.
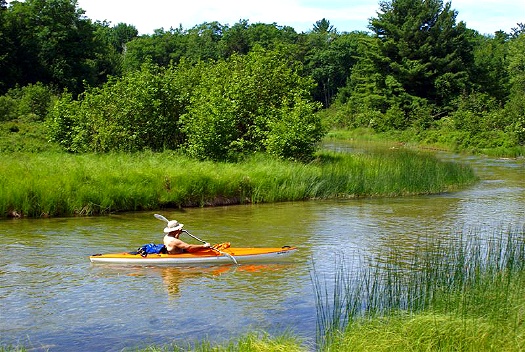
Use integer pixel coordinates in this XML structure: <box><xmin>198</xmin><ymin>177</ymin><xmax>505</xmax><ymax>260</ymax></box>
<box><xmin>163</xmin><ymin>220</ymin><xmax>184</xmax><ymax>233</ymax></box>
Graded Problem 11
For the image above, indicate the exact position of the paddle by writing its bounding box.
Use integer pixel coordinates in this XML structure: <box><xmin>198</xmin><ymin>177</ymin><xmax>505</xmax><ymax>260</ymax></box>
<box><xmin>183</xmin><ymin>229</ymin><xmax>238</xmax><ymax>265</ymax></box>
<box><xmin>154</xmin><ymin>213</ymin><xmax>169</xmax><ymax>223</ymax></box>
<box><xmin>153</xmin><ymin>214</ymin><xmax>238</xmax><ymax>265</ymax></box>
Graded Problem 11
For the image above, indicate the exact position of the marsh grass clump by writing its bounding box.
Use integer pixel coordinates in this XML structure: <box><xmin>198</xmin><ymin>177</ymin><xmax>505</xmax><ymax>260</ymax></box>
<box><xmin>0</xmin><ymin>148</ymin><xmax>476</xmax><ymax>218</ymax></box>
<box><xmin>313</xmin><ymin>225</ymin><xmax>525</xmax><ymax>351</ymax></box>
<box><xmin>131</xmin><ymin>332</ymin><xmax>306</xmax><ymax>352</ymax></box>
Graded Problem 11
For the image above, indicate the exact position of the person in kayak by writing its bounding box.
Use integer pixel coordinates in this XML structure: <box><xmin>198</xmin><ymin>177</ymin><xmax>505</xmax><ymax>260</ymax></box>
<box><xmin>163</xmin><ymin>220</ymin><xmax>211</xmax><ymax>254</ymax></box>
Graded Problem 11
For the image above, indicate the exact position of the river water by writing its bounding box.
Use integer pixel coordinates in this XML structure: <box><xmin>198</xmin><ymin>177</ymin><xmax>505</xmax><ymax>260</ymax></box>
<box><xmin>1</xmin><ymin>152</ymin><xmax>524</xmax><ymax>351</ymax></box>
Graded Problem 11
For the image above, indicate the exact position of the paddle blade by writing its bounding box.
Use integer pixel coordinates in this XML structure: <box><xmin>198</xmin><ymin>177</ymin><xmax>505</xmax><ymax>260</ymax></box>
<box><xmin>154</xmin><ymin>214</ymin><xmax>169</xmax><ymax>223</ymax></box>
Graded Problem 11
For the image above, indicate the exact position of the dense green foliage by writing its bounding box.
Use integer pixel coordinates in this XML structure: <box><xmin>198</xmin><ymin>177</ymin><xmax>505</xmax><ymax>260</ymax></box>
<box><xmin>47</xmin><ymin>62</ymin><xmax>188</xmax><ymax>153</ymax></box>
<box><xmin>329</xmin><ymin>0</ymin><xmax>525</xmax><ymax>153</ymax></box>
<box><xmin>0</xmin><ymin>0</ymin><xmax>119</xmax><ymax>95</ymax></box>
<box><xmin>179</xmin><ymin>50</ymin><xmax>324</xmax><ymax>161</ymax></box>
<box><xmin>46</xmin><ymin>51</ymin><xmax>325</xmax><ymax>160</ymax></box>
<box><xmin>1</xmin><ymin>0</ymin><xmax>524</xmax><ymax>158</ymax></box>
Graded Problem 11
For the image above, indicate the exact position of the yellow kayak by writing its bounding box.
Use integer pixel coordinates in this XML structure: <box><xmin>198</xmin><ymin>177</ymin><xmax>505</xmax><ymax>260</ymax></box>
<box><xmin>90</xmin><ymin>245</ymin><xmax>297</xmax><ymax>265</ymax></box>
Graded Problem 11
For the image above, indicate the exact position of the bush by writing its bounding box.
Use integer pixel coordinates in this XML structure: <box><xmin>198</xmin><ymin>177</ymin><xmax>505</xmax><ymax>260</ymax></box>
<box><xmin>48</xmin><ymin>62</ymin><xmax>188</xmax><ymax>152</ymax></box>
<box><xmin>0</xmin><ymin>95</ymin><xmax>17</xmax><ymax>121</ymax></box>
<box><xmin>48</xmin><ymin>50</ymin><xmax>325</xmax><ymax>161</ymax></box>
<box><xmin>0</xmin><ymin>83</ymin><xmax>55</xmax><ymax>122</ymax></box>
<box><xmin>265</xmin><ymin>95</ymin><xmax>324</xmax><ymax>161</ymax></box>
<box><xmin>181</xmin><ymin>50</ymin><xmax>324</xmax><ymax>161</ymax></box>
<box><xmin>14</xmin><ymin>83</ymin><xmax>55</xmax><ymax>121</ymax></box>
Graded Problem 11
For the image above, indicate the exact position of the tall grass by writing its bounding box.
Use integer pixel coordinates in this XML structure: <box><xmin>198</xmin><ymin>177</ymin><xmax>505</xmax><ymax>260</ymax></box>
<box><xmin>0</xmin><ymin>148</ymin><xmax>476</xmax><ymax>218</ymax></box>
<box><xmin>174</xmin><ymin>332</ymin><xmax>305</xmax><ymax>352</ymax></box>
<box><xmin>313</xmin><ymin>224</ymin><xmax>525</xmax><ymax>351</ymax></box>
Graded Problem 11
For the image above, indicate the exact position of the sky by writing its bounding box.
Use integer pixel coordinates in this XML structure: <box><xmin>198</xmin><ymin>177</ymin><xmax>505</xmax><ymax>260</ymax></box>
<box><xmin>74</xmin><ymin>0</ymin><xmax>523</xmax><ymax>36</ymax></box>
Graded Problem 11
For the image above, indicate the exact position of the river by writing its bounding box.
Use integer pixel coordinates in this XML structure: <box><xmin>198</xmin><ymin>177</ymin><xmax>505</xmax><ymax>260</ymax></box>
<box><xmin>1</xmin><ymin>152</ymin><xmax>524</xmax><ymax>351</ymax></box>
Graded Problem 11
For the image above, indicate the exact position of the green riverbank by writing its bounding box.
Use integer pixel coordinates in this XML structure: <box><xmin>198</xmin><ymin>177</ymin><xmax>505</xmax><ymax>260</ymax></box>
<box><xmin>312</xmin><ymin>224</ymin><xmax>525</xmax><ymax>352</ymax></box>
<box><xmin>0</xmin><ymin>147</ymin><xmax>476</xmax><ymax>218</ymax></box>
<box><xmin>325</xmin><ymin>127</ymin><xmax>525</xmax><ymax>158</ymax></box>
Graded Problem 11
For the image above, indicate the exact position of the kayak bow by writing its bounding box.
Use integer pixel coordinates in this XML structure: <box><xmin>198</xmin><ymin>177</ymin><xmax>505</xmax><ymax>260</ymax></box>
<box><xmin>90</xmin><ymin>246</ymin><xmax>297</xmax><ymax>265</ymax></box>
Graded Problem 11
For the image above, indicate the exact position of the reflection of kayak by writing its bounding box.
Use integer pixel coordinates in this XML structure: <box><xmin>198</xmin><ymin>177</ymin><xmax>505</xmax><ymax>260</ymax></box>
<box><xmin>90</xmin><ymin>246</ymin><xmax>297</xmax><ymax>265</ymax></box>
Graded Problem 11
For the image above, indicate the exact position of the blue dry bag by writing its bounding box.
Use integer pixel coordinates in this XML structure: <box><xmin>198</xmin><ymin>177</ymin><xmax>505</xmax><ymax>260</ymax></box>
<box><xmin>137</xmin><ymin>243</ymin><xmax>166</xmax><ymax>257</ymax></box>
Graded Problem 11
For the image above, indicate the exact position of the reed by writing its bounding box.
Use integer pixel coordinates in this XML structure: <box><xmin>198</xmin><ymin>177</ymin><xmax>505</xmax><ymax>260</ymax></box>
<box><xmin>313</xmin><ymin>224</ymin><xmax>525</xmax><ymax>351</ymax></box>
<box><xmin>0</xmin><ymin>148</ymin><xmax>476</xmax><ymax>218</ymax></box>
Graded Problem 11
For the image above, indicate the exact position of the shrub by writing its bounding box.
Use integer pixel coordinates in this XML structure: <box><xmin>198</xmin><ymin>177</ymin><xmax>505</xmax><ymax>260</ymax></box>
<box><xmin>48</xmin><ymin>62</ymin><xmax>187</xmax><ymax>152</ymax></box>
<box><xmin>48</xmin><ymin>50</ymin><xmax>325</xmax><ymax>161</ymax></box>
<box><xmin>0</xmin><ymin>95</ymin><xmax>17</xmax><ymax>121</ymax></box>
<box><xmin>0</xmin><ymin>83</ymin><xmax>55</xmax><ymax>122</ymax></box>
<box><xmin>180</xmin><ymin>49</ymin><xmax>325</xmax><ymax>161</ymax></box>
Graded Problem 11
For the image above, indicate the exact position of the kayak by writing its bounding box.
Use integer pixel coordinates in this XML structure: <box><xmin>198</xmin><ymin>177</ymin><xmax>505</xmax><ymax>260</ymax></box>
<box><xmin>89</xmin><ymin>245</ymin><xmax>297</xmax><ymax>265</ymax></box>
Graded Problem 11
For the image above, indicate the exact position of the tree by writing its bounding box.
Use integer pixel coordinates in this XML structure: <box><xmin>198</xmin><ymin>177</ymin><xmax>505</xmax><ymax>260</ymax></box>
<box><xmin>122</xmin><ymin>27</ymin><xmax>187</xmax><ymax>72</ymax></box>
<box><xmin>510</xmin><ymin>23</ymin><xmax>525</xmax><ymax>39</ymax></box>
<box><xmin>244</xmin><ymin>22</ymin><xmax>299</xmax><ymax>50</ymax></box>
<box><xmin>110</xmin><ymin>22</ymin><xmax>138</xmax><ymax>54</ymax></box>
<box><xmin>366</xmin><ymin>0</ymin><xmax>473</xmax><ymax>119</ymax></box>
<box><xmin>89</xmin><ymin>21</ymin><xmax>137</xmax><ymax>80</ymax></box>
<box><xmin>304</xmin><ymin>30</ymin><xmax>366</xmax><ymax>107</ymax></box>
<box><xmin>469</xmin><ymin>30</ymin><xmax>509</xmax><ymax>105</ymax></box>
<box><xmin>180</xmin><ymin>49</ymin><xmax>324</xmax><ymax>161</ymax></box>
<box><xmin>0</xmin><ymin>0</ymin><xmax>13</xmax><ymax>93</ymax></box>
<box><xmin>185</xmin><ymin>21</ymin><xmax>224</xmax><ymax>62</ymax></box>
<box><xmin>312</xmin><ymin>18</ymin><xmax>335</xmax><ymax>34</ymax></box>
<box><xmin>218</xmin><ymin>19</ymin><xmax>251</xmax><ymax>57</ymax></box>
<box><xmin>505</xmin><ymin>33</ymin><xmax>525</xmax><ymax>144</ymax></box>
<box><xmin>2</xmin><ymin>0</ymin><xmax>101</xmax><ymax>94</ymax></box>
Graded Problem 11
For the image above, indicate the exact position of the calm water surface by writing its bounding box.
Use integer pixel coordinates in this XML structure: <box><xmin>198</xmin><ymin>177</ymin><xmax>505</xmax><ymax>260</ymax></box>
<box><xmin>1</xmin><ymin>153</ymin><xmax>524</xmax><ymax>351</ymax></box>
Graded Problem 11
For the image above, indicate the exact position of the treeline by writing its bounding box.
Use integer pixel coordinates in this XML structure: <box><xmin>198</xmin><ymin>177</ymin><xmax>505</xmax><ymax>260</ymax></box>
<box><xmin>1</xmin><ymin>0</ymin><xmax>524</xmax><ymax>158</ymax></box>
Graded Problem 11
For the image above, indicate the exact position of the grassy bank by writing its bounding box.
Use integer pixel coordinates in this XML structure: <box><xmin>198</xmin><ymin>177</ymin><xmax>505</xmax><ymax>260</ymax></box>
<box><xmin>326</xmin><ymin>127</ymin><xmax>525</xmax><ymax>157</ymax></box>
<box><xmin>0</xmin><ymin>148</ymin><xmax>476</xmax><ymax>218</ymax></box>
<box><xmin>314</xmin><ymin>224</ymin><xmax>525</xmax><ymax>351</ymax></box>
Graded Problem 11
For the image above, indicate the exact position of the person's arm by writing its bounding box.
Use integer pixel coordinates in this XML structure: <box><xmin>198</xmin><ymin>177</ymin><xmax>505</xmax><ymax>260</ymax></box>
<box><xmin>178</xmin><ymin>242</ymin><xmax>210</xmax><ymax>253</ymax></box>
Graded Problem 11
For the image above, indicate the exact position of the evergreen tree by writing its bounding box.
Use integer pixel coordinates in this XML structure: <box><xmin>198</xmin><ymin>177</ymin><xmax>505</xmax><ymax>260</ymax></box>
<box><xmin>312</xmin><ymin>18</ymin><xmax>335</xmax><ymax>34</ymax></box>
<box><xmin>366</xmin><ymin>0</ymin><xmax>473</xmax><ymax>120</ymax></box>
